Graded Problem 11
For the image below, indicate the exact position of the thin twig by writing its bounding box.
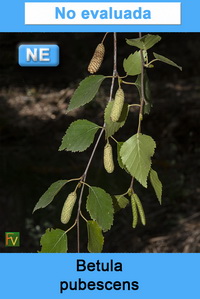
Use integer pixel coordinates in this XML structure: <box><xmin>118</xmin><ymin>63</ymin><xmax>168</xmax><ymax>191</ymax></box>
<box><xmin>130</xmin><ymin>33</ymin><xmax>146</xmax><ymax>193</ymax></box>
<box><xmin>128</xmin><ymin>104</ymin><xmax>141</xmax><ymax>108</ymax></box>
<box><xmin>110</xmin><ymin>135</ymin><xmax>119</xmax><ymax>144</ymax></box>
<box><xmin>122</xmin><ymin>80</ymin><xmax>137</xmax><ymax>86</ymax></box>
<box><xmin>102</xmin><ymin>32</ymin><xmax>109</xmax><ymax>43</ymax></box>
<box><xmin>130</xmin><ymin>177</ymin><xmax>135</xmax><ymax>190</ymax></box>
<box><xmin>145</xmin><ymin>58</ymin><xmax>158</xmax><ymax>67</ymax></box>
<box><xmin>137</xmin><ymin>32</ymin><xmax>145</xmax><ymax>134</ymax></box>
<box><xmin>76</xmin><ymin>33</ymin><xmax>118</xmax><ymax>253</ymax></box>
<box><xmin>80</xmin><ymin>211</ymin><xmax>88</xmax><ymax>222</ymax></box>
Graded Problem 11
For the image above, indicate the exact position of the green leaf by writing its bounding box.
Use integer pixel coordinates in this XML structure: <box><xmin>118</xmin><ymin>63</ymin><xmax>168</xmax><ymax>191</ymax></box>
<box><xmin>87</xmin><ymin>220</ymin><xmax>104</xmax><ymax>253</ymax></box>
<box><xmin>117</xmin><ymin>142</ymin><xmax>129</xmax><ymax>174</ymax></box>
<box><xmin>135</xmin><ymin>72</ymin><xmax>152</xmax><ymax>114</ymax></box>
<box><xmin>112</xmin><ymin>195</ymin><xmax>129</xmax><ymax>213</ymax></box>
<box><xmin>33</xmin><ymin>180</ymin><xmax>68</xmax><ymax>213</ymax></box>
<box><xmin>59</xmin><ymin>119</ymin><xmax>100</xmax><ymax>152</ymax></box>
<box><xmin>86</xmin><ymin>186</ymin><xmax>114</xmax><ymax>232</ymax></box>
<box><xmin>67</xmin><ymin>75</ymin><xmax>105</xmax><ymax>112</ymax></box>
<box><xmin>126</xmin><ymin>34</ymin><xmax>161</xmax><ymax>50</ymax></box>
<box><xmin>143</xmin><ymin>102</ymin><xmax>151</xmax><ymax>115</ymax></box>
<box><xmin>123</xmin><ymin>51</ymin><xmax>142</xmax><ymax>76</ymax></box>
<box><xmin>150</xmin><ymin>169</ymin><xmax>162</xmax><ymax>204</ymax></box>
<box><xmin>117</xmin><ymin>142</ymin><xmax>125</xmax><ymax>170</ymax></box>
<box><xmin>153</xmin><ymin>53</ymin><xmax>182</xmax><ymax>71</ymax></box>
<box><xmin>120</xmin><ymin>134</ymin><xmax>156</xmax><ymax>188</ymax></box>
<box><xmin>104</xmin><ymin>101</ymin><xmax>128</xmax><ymax>138</ymax></box>
<box><xmin>39</xmin><ymin>228</ymin><xmax>67</xmax><ymax>253</ymax></box>
<box><xmin>143</xmin><ymin>50</ymin><xmax>148</xmax><ymax>64</ymax></box>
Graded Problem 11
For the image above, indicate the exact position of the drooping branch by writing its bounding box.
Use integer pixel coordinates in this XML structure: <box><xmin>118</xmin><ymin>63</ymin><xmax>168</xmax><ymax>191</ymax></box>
<box><xmin>137</xmin><ymin>32</ymin><xmax>145</xmax><ymax>134</ymax></box>
<box><xmin>76</xmin><ymin>33</ymin><xmax>118</xmax><ymax>253</ymax></box>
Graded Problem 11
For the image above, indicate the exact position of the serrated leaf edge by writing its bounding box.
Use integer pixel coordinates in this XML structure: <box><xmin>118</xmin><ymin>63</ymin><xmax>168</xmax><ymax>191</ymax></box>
<box><xmin>39</xmin><ymin>228</ymin><xmax>67</xmax><ymax>253</ymax></box>
<box><xmin>119</xmin><ymin>133</ymin><xmax>156</xmax><ymax>188</ymax></box>
<box><xmin>59</xmin><ymin>119</ymin><xmax>100</xmax><ymax>152</ymax></box>
<box><xmin>86</xmin><ymin>186</ymin><xmax>114</xmax><ymax>232</ymax></box>
<box><xmin>149</xmin><ymin>168</ymin><xmax>162</xmax><ymax>204</ymax></box>
<box><xmin>33</xmin><ymin>180</ymin><xmax>68</xmax><ymax>213</ymax></box>
<box><xmin>67</xmin><ymin>75</ymin><xmax>105</xmax><ymax>112</ymax></box>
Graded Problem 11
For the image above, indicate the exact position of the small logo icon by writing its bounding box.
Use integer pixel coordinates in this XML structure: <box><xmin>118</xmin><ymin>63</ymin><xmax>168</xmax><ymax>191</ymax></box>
<box><xmin>5</xmin><ymin>232</ymin><xmax>20</xmax><ymax>247</ymax></box>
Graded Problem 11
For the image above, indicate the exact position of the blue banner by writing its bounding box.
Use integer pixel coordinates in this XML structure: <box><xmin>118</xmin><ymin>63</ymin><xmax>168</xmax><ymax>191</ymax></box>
<box><xmin>0</xmin><ymin>0</ymin><xmax>199</xmax><ymax>32</ymax></box>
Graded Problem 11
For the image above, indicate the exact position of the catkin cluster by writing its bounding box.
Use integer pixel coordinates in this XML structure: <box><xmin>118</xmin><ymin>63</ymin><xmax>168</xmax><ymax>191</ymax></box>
<box><xmin>88</xmin><ymin>43</ymin><xmax>105</xmax><ymax>74</ymax></box>
<box><xmin>110</xmin><ymin>88</ymin><xmax>124</xmax><ymax>122</ymax></box>
<box><xmin>61</xmin><ymin>191</ymin><xmax>77</xmax><ymax>224</ymax></box>
<box><xmin>103</xmin><ymin>143</ymin><xmax>114</xmax><ymax>174</ymax></box>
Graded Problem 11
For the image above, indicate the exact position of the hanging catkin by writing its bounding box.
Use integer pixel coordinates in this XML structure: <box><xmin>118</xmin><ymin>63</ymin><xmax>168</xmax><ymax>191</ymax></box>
<box><xmin>88</xmin><ymin>43</ymin><xmax>105</xmax><ymax>74</ymax></box>
<box><xmin>110</xmin><ymin>88</ymin><xmax>124</xmax><ymax>122</ymax></box>
<box><xmin>131</xmin><ymin>194</ymin><xmax>138</xmax><ymax>228</ymax></box>
<box><xmin>60</xmin><ymin>191</ymin><xmax>77</xmax><ymax>224</ymax></box>
<box><xmin>103</xmin><ymin>143</ymin><xmax>114</xmax><ymax>174</ymax></box>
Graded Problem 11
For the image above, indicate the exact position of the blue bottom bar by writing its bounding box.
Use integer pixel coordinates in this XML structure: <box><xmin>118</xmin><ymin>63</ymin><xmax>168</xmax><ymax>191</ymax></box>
<box><xmin>1</xmin><ymin>253</ymin><xmax>199</xmax><ymax>298</ymax></box>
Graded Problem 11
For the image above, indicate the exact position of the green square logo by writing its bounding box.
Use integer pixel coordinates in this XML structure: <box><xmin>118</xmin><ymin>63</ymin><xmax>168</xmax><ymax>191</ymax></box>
<box><xmin>5</xmin><ymin>232</ymin><xmax>20</xmax><ymax>247</ymax></box>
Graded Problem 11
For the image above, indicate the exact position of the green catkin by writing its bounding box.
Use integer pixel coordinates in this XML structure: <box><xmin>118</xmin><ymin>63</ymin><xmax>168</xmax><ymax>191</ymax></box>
<box><xmin>103</xmin><ymin>143</ymin><xmax>114</xmax><ymax>174</ymax></box>
<box><xmin>131</xmin><ymin>194</ymin><xmax>138</xmax><ymax>228</ymax></box>
<box><xmin>134</xmin><ymin>193</ymin><xmax>146</xmax><ymax>226</ymax></box>
<box><xmin>60</xmin><ymin>191</ymin><xmax>77</xmax><ymax>224</ymax></box>
<box><xmin>88</xmin><ymin>43</ymin><xmax>105</xmax><ymax>74</ymax></box>
<box><xmin>110</xmin><ymin>88</ymin><xmax>125</xmax><ymax>122</ymax></box>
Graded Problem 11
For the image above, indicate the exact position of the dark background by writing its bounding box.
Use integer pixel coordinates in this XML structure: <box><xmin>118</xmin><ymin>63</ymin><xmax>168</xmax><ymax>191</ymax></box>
<box><xmin>0</xmin><ymin>33</ymin><xmax>199</xmax><ymax>252</ymax></box>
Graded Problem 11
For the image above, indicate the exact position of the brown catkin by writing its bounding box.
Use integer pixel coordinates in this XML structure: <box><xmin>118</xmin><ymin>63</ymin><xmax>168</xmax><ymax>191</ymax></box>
<box><xmin>110</xmin><ymin>88</ymin><xmax>124</xmax><ymax>122</ymax></box>
<box><xmin>103</xmin><ymin>143</ymin><xmax>114</xmax><ymax>174</ymax></box>
<box><xmin>88</xmin><ymin>43</ymin><xmax>105</xmax><ymax>74</ymax></box>
<box><xmin>60</xmin><ymin>191</ymin><xmax>77</xmax><ymax>224</ymax></box>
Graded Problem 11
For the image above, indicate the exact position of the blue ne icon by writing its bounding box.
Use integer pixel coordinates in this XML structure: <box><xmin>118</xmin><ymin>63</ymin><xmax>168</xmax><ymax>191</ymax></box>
<box><xmin>18</xmin><ymin>44</ymin><xmax>59</xmax><ymax>67</ymax></box>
